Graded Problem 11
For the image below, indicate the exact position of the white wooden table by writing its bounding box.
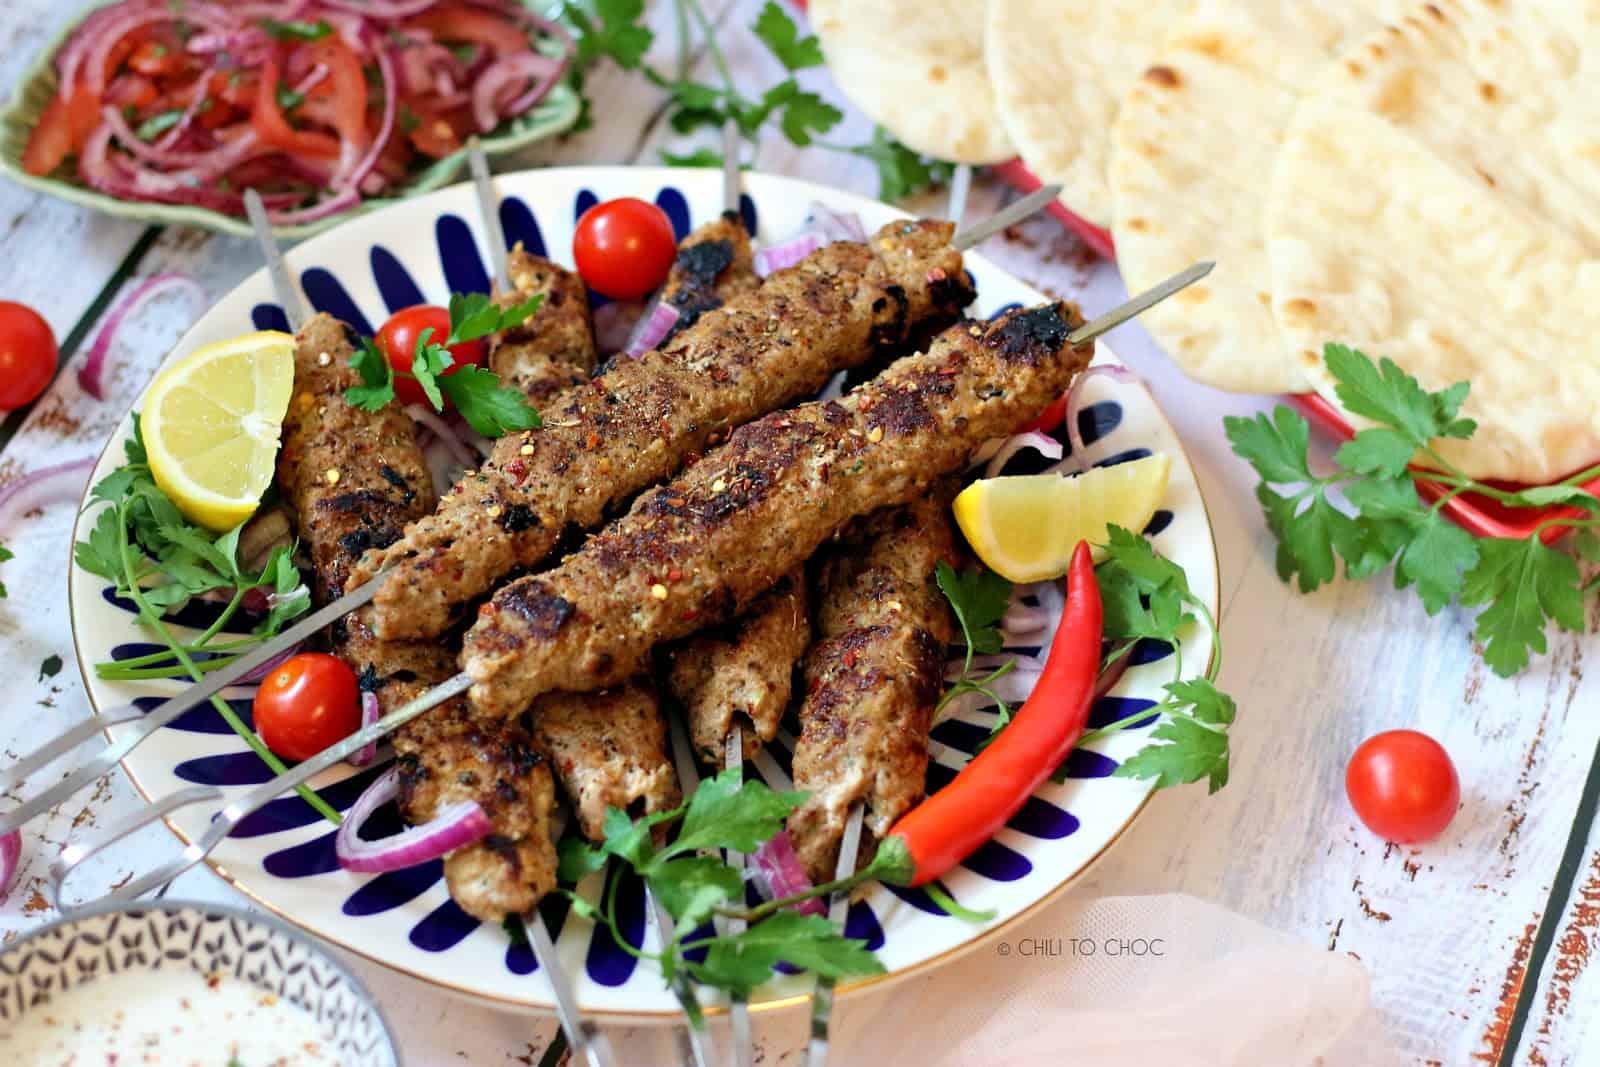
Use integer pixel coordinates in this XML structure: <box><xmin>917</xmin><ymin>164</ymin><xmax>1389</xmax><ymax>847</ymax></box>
<box><xmin>3</xmin><ymin>3</ymin><xmax>1598</xmax><ymax>1064</ymax></box>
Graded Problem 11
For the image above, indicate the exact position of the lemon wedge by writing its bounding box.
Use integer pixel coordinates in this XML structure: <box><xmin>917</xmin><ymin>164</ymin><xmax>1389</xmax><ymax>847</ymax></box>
<box><xmin>142</xmin><ymin>331</ymin><xmax>296</xmax><ymax>531</ymax></box>
<box><xmin>953</xmin><ymin>454</ymin><xmax>1172</xmax><ymax>582</ymax></box>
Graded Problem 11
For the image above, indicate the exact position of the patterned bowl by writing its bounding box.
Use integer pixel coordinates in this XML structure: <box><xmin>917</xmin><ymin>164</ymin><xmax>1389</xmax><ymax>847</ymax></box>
<box><xmin>0</xmin><ymin>899</ymin><xmax>399</xmax><ymax>1065</ymax></box>
<box><xmin>0</xmin><ymin>0</ymin><xmax>580</xmax><ymax>240</ymax></box>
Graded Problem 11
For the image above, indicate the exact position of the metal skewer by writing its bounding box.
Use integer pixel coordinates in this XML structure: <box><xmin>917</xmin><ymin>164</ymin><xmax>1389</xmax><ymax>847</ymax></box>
<box><xmin>951</xmin><ymin>184</ymin><xmax>1059</xmax><ymax>251</ymax></box>
<box><xmin>1</xmin><ymin>199</ymin><xmax>1197</xmax><ymax>848</ymax></box>
<box><xmin>805</xmin><ymin>804</ymin><xmax>865</xmax><ymax>1067</ymax></box>
<box><xmin>723</xmin><ymin>728</ymin><xmax>754</xmax><ymax>1067</ymax></box>
<box><xmin>946</xmin><ymin>164</ymin><xmax>973</xmax><ymax>231</ymax></box>
<box><xmin>245</xmin><ymin>189</ymin><xmax>307</xmax><ymax>331</ymax></box>
<box><xmin>461</xmin><ymin>141</ymin><xmax>618</xmax><ymax>1067</ymax></box>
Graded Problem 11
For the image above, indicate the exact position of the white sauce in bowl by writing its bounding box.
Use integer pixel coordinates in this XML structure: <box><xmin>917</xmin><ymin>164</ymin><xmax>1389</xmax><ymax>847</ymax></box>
<box><xmin>1</xmin><ymin>966</ymin><xmax>337</xmax><ymax>1065</ymax></box>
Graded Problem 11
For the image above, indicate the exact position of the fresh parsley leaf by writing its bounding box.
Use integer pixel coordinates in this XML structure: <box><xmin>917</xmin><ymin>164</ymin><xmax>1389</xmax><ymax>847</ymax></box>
<box><xmin>447</xmin><ymin>291</ymin><xmax>544</xmax><ymax>344</ymax></box>
<box><xmin>1324</xmin><ymin>343</ymin><xmax>1476</xmax><ymax>448</ymax></box>
<box><xmin>650</xmin><ymin>855</ymin><xmax>744</xmax><ymax>928</ymax></box>
<box><xmin>775</xmin><ymin>86</ymin><xmax>842</xmax><ymax>147</ymax></box>
<box><xmin>1225</xmin><ymin>405</ymin><xmax>1316</xmax><ymax>485</ymax></box>
<box><xmin>0</xmin><ymin>543</ymin><xmax>11</xmax><ymax>598</ymax></box>
<box><xmin>135</xmin><ymin>109</ymin><xmax>185</xmax><ymax>141</ymax></box>
<box><xmin>74</xmin><ymin>507</ymin><xmax>125</xmax><ymax>581</ymax></box>
<box><xmin>751</xmin><ymin>2</ymin><xmax>825</xmax><ymax>71</ymax></box>
<box><xmin>1461</xmin><ymin>536</ymin><xmax>1585</xmax><ymax>676</ymax></box>
<box><xmin>409</xmin><ymin>326</ymin><xmax>449</xmax><ymax>411</ymax></box>
<box><xmin>845</xmin><ymin>127</ymin><xmax>955</xmax><ymax>202</ymax></box>
<box><xmin>686</xmin><ymin>912</ymin><xmax>882</xmax><ymax>1000</ymax></box>
<box><xmin>935</xmin><ymin>562</ymin><xmax>1011</xmax><ymax>659</ymax></box>
<box><xmin>1113</xmin><ymin>693</ymin><xmax>1233</xmax><ymax>793</ymax></box>
<box><xmin>440</xmin><ymin>366</ymin><xmax>542</xmax><ymax>437</ymax></box>
<box><xmin>344</xmin><ymin>338</ymin><xmax>395</xmax><ymax>412</ymax></box>
<box><xmin>661</xmin><ymin>147</ymin><xmax>727</xmax><ymax>168</ymax></box>
<box><xmin>673</xmin><ymin>767</ymin><xmax>803</xmax><ymax>856</ymax></box>
<box><xmin>275</xmin><ymin>82</ymin><xmax>306</xmax><ymax>111</ymax></box>
<box><xmin>566</xmin><ymin>0</ymin><xmax>653</xmax><ymax>70</ymax></box>
<box><xmin>259</xmin><ymin>17</ymin><xmax>333</xmax><ymax>41</ymax></box>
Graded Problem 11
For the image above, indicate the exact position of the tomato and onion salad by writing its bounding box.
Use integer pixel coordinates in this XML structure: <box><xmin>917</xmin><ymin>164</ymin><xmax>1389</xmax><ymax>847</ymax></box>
<box><xmin>1346</xmin><ymin>729</ymin><xmax>1460</xmax><ymax>844</ymax></box>
<box><xmin>572</xmin><ymin>197</ymin><xmax>678</xmax><ymax>300</ymax></box>
<box><xmin>22</xmin><ymin>1</ymin><xmax>573</xmax><ymax>223</ymax></box>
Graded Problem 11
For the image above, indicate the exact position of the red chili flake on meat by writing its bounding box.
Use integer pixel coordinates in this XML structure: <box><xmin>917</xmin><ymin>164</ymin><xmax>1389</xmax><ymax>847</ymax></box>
<box><xmin>668</xmin><ymin>497</ymin><xmax>686</xmax><ymax>507</ymax></box>
<box><xmin>927</xmin><ymin>267</ymin><xmax>947</xmax><ymax>283</ymax></box>
<box><xmin>680</xmin><ymin>608</ymin><xmax>699</xmax><ymax>621</ymax></box>
<box><xmin>506</xmin><ymin>459</ymin><xmax>528</xmax><ymax>484</ymax></box>
<box><xmin>585</xmin><ymin>433</ymin><xmax>599</xmax><ymax>449</ymax></box>
<box><xmin>667</xmin><ymin>567</ymin><xmax>683</xmax><ymax>582</ymax></box>
<box><xmin>660</xmin><ymin>418</ymin><xmax>672</xmax><ymax>434</ymax></box>
<box><xmin>842</xmin><ymin>650</ymin><xmax>858</xmax><ymax>668</ymax></box>
<box><xmin>819</xmin><ymin>463</ymin><xmax>830</xmax><ymax>482</ymax></box>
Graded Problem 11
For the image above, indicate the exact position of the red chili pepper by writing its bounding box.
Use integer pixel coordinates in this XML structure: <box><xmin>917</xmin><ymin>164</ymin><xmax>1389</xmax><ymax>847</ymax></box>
<box><xmin>879</xmin><ymin>541</ymin><xmax>1103</xmax><ymax>887</ymax></box>
<box><xmin>1017</xmin><ymin>391</ymin><xmax>1069</xmax><ymax>435</ymax></box>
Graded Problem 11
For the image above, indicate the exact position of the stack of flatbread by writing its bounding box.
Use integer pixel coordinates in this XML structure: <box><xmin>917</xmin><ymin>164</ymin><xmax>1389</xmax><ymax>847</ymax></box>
<box><xmin>812</xmin><ymin>0</ymin><xmax>1600</xmax><ymax>484</ymax></box>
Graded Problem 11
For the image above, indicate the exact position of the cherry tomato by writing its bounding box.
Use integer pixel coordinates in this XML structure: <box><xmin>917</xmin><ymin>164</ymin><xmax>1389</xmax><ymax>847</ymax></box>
<box><xmin>1345</xmin><ymin>729</ymin><xmax>1460</xmax><ymax>844</ymax></box>
<box><xmin>573</xmin><ymin>198</ymin><xmax>677</xmax><ymax>300</ymax></box>
<box><xmin>375</xmin><ymin>305</ymin><xmax>485</xmax><ymax>408</ymax></box>
<box><xmin>0</xmin><ymin>302</ymin><xmax>58</xmax><ymax>410</ymax></box>
<box><xmin>253</xmin><ymin>652</ymin><xmax>362</xmax><ymax>763</ymax></box>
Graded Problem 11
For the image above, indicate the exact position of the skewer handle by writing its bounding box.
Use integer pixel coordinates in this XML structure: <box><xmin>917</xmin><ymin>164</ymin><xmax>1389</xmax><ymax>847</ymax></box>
<box><xmin>468</xmin><ymin>138</ymin><xmax>512</xmax><ymax>292</ymax></box>
<box><xmin>530</xmin><ymin>912</ymin><xmax>619</xmax><ymax>1067</ymax></box>
<box><xmin>806</xmin><ymin>804</ymin><xmax>865</xmax><ymax>1067</ymax></box>
<box><xmin>1068</xmin><ymin>261</ymin><xmax>1215</xmax><ymax>346</ymax></box>
<box><xmin>245</xmin><ymin>189</ymin><xmax>308</xmax><ymax>331</ymax></box>
<box><xmin>951</xmin><ymin>184</ymin><xmax>1061</xmax><ymax>251</ymax></box>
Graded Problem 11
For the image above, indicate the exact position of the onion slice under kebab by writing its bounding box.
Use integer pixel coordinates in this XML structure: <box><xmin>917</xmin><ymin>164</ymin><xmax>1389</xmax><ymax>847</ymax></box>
<box><xmin>751</xmin><ymin>830</ymin><xmax>825</xmax><ymax>916</ymax></box>
<box><xmin>348</xmin><ymin>691</ymin><xmax>381</xmax><ymax>768</ymax></box>
<box><xmin>335</xmin><ymin>765</ymin><xmax>491</xmax><ymax>873</ymax></box>
<box><xmin>624</xmin><ymin>302</ymin><xmax>680</xmax><ymax>358</ymax></box>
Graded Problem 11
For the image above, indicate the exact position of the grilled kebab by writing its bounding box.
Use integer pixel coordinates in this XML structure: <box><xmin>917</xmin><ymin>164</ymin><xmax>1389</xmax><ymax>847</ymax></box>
<box><xmin>349</xmin><ymin>219</ymin><xmax>974</xmax><ymax>640</ymax></box>
<box><xmin>276</xmin><ymin>313</ymin><xmax>560</xmax><ymax>923</ymax></box>
<box><xmin>787</xmin><ymin>490</ymin><xmax>957</xmax><ymax>882</ymax></box>
<box><xmin>487</xmin><ymin>246</ymin><xmax>597</xmax><ymax>402</ymax></box>
<box><xmin>462</xmin><ymin>301</ymin><xmax>1092</xmax><ymax>719</ymax></box>
<box><xmin>657</xmin><ymin>210</ymin><xmax>759</xmax><ymax>342</ymax></box>
<box><xmin>664</xmin><ymin>572</ymin><xmax>810</xmax><ymax>764</ymax></box>
<box><xmin>528</xmin><ymin>680</ymin><xmax>683</xmax><ymax>841</ymax></box>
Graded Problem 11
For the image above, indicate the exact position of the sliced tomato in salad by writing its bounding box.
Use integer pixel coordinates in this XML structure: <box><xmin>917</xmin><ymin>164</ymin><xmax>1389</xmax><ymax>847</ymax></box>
<box><xmin>253</xmin><ymin>52</ymin><xmax>341</xmax><ymax>159</ymax></box>
<box><xmin>406</xmin><ymin>3</ymin><xmax>525</xmax><ymax>57</ymax></box>
<box><xmin>21</xmin><ymin>82</ymin><xmax>102</xmax><ymax>176</ymax></box>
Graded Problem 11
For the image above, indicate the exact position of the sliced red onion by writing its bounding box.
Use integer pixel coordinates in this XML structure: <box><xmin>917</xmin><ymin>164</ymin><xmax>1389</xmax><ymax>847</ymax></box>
<box><xmin>754</xmin><ymin>233</ymin><xmax>822</xmax><ymax>279</ymax></box>
<box><xmin>341</xmin><ymin>44</ymin><xmax>398</xmax><ymax>194</ymax></box>
<box><xmin>266</xmin><ymin>187</ymin><xmax>360</xmax><ymax>226</ymax></box>
<box><xmin>100</xmin><ymin>106</ymin><xmax>265</xmax><ymax>177</ymax></box>
<box><xmin>592</xmin><ymin>300</ymin><xmax>647</xmax><ymax>355</ymax></box>
<box><xmin>975</xmin><ymin>430</ymin><xmax>1064</xmax><ymax>479</ymax></box>
<box><xmin>805</xmin><ymin>202</ymin><xmax>866</xmax><ymax>243</ymax></box>
<box><xmin>238</xmin><ymin>640</ymin><xmax>305</xmax><ymax>683</ymax></box>
<box><xmin>82</xmin><ymin>4</ymin><xmax>231</xmax><ymax>97</ymax></box>
<box><xmin>472</xmin><ymin>52</ymin><xmax>561</xmax><ymax>133</ymax></box>
<box><xmin>1001</xmin><ymin>602</ymin><xmax>1051</xmax><ymax>635</ymax></box>
<box><xmin>153</xmin><ymin>65</ymin><xmax>220</xmax><ymax>151</ymax></box>
<box><xmin>0</xmin><ymin>457</ymin><xmax>96</xmax><ymax>532</ymax></box>
<box><xmin>335</xmin><ymin>766</ymin><xmax>492</xmax><ymax>873</ymax></box>
<box><xmin>405</xmin><ymin>403</ymin><xmax>476</xmax><ymax>467</ymax></box>
<box><xmin>0</xmin><ymin>830</ymin><xmax>19</xmax><ymax>901</ymax></box>
<box><xmin>1060</xmin><ymin>364</ymin><xmax>1140</xmax><ymax>473</ymax></box>
<box><xmin>750</xmin><ymin>831</ymin><xmax>825</xmax><ymax>916</ymax></box>
<box><xmin>348</xmin><ymin>691</ymin><xmax>380</xmax><ymax>768</ymax></box>
<box><xmin>324</xmin><ymin>0</ymin><xmax>439</xmax><ymax>16</ymax></box>
<box><xmin>80</xmin><ymin>271</ymin><xmax>204</xmax><ymax>400</ymax></box>
<box><xmin>625</xmin><ymin>303</ymin><xmax>680</xmax><ymax>358</ymax></box>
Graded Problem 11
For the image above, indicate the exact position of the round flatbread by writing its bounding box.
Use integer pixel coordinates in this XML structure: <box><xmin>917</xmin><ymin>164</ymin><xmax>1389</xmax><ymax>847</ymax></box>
<box><xmin>809</xmin><ymin>0</ymin><xmax>1015</xmax><ymax>165</ymax></box>
<box><xmin>987</xmin><ymin>0</ymin><xmax>1189</xmax><ymax>229</ymax></box>
<box><xmin>1266</xmin><ymin>0</ymin><xmax>1600</xmax><ymax>482</ymax></box>
<box><xmin>1109</xmin><ymin>1</ymin><xmax>1396</xmax><ymax>394</ymax></box>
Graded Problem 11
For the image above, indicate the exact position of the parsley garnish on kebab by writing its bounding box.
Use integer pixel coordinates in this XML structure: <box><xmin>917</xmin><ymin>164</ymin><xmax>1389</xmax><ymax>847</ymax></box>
<box><xmin>72</xmin><ymin>417</ymin><xmax>337</xmax><ymax>824</ymax></box>
<box><xmin>1228</xmin><ymin>344</ymin><xmax>1600</xmax><ymax>677</ymax></box>
<box><xmin>345</xmin><ymin>292</ymin><xmax>544</xmax><ymax>437</ymax></box>
<box><xmin>934</xmin><ymin>562</ymin><xmax>1024</xmax><ymax>736</ymax></box>
<box><xmin>563</xmin><ymin>0</ymin><xmax>953</xmax><ymax>202</ymax></box>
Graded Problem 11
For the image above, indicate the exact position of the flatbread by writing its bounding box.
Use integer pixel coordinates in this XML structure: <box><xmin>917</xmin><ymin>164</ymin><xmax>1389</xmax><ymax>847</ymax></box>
<box><xmin>987</xmin><ymin>0</ymin><xmax>1189</xmax><ymax>229</ymax></box>
<box><xmin>809</xmin><ymin>0</ymin><xmax>1015</xmax><ymax>165</ymax></box>
<box><xmin>1109</xmin><ymin>1</ymin><xmax>1398</xmax><ymax>394</ymax></box>
<box><xmin>1266</xmin><ymin>0</ymin><xmax>1600</xmax><ymax>482</ymax></box>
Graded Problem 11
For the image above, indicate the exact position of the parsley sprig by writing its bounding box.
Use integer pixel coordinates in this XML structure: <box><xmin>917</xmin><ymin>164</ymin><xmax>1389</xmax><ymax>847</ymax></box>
<box><xmin>344</xmin><ymin>292</ymin><xmax>545</xmax><ymax>437</ymax></box>
<box><xmin>72</xmin><ymin>418</ymin><xmax>337</xmax><ymax>824</ymax></box>
<box><xmin>1082</xmin><ymin>527</ymin><xmax>1233</xmax><ymax>793</ymax></box>
<box><xmin>934</xmin><ymin>562</ymin><xmax>1023</xmax><ymax>737</ymax></box>
<box><xmin>1227</xmin><ymin>344</ymin><xmax>1600</xmax><ymax>677</ymax></box>
<box><xmin>563</xmin><ymin>0</ymin><xmax>954</xmax><ymax>202</ymax></box>
<box><xmin>558</xmin><ymin>768</ymin><xmax>885</xmax><ymax>1020</ymax></box>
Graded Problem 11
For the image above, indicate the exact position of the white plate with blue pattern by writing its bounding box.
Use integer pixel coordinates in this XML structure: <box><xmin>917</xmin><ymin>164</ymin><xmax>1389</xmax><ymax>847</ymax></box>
<box><xmin>67</xmin><ymin>167</ymin><xmax>1218</xmax><ymax>1019</ymax></box>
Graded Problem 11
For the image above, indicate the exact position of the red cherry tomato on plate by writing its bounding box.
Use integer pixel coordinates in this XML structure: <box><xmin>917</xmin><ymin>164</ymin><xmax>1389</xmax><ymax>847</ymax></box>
<box><xmin>375</xmin><ymin>304</ymin><xmax>485</xmax><ymax>409</ymax></box>
<box><xmin>1345</xmin><ymin>729</ymin><xmax>1460</xmax><ymax>844</ymax></box>
<box><xmin>253</xmin><ymin>652</ymin><xmax>362</xmax><ymax>763</ymax></box>
<box><xmin>0</xmin><ymin>302</ymin><xmax>58</xmax><ymax>410</ymax></box>
<box><xmin>573</xmin><ymin>197</ymin><xmax>678</xmax><ymax>300</ymax></box>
